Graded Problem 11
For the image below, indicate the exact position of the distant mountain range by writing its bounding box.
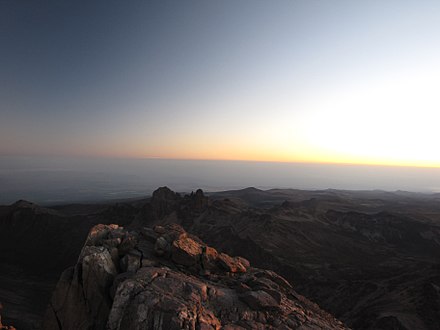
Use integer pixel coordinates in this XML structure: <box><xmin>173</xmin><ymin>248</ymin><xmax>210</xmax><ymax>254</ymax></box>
<box><xmin>1</xmin><ymin>187</ymin><xmax>440</xmax><ymax>329</ymax></box>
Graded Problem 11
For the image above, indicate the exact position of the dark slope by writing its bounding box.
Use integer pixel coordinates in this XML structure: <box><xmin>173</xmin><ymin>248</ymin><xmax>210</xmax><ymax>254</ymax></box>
<box><xmin>0</xmin><ymin>200</ymin><xmax>136</xmax><ymax>329</ymax></box>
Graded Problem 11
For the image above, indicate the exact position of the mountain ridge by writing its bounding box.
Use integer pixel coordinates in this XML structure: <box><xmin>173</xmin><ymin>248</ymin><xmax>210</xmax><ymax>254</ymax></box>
<box><xmin>1</xmin><ymin>186</ymin><xmax>440</xmax><ymax>329</ymax></box>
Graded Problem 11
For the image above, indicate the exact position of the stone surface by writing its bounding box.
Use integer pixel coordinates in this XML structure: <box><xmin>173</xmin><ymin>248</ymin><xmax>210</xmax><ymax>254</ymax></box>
<box><xmin>201</xmin><ymin>246</ymin><xmax>219</xmax><ymax>271</ymax></box>
<box><xmin>119</xmin><ymin>252</ymin><xmax>141</xmax><ymax>272</ymax></box>
<box><xmin>0</xmin><ymin>303</ymin><xmax>16</xmax><ymax>330</ymax></box>
<box><xmin>217</xmin><ymin>253</ymin><xmax>247</xmax><ymax>273</ymax></box>
<box><xmin>43</xmin><ymin>223</ymin><xmax>347</xmax><ymax>330</ymax></box>
<box><xmin>171</xmin><ymin>236</ymin><xmax>202</xmax><ymax>266</ymax></box>
<box><xmin>240</xmin><ymin>290</ymin><xmax>280</xmax><ymax>310</ymax></box>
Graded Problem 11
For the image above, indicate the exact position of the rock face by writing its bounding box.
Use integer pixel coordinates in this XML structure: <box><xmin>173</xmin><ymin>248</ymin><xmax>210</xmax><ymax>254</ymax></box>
<box><xmin>150</xmin><ymin>186</ymin><xmax>182</xmax><ymax>219</ymax></box>
<box><xmin>44</xmin><ymin>223</ymin><xmax>347</xmax><ymax>330</ymax></box>
<box><xmin>0</xmin><ymin>303</ymin><xmax>16</xmax><ymax>330</ymax></box>
<box><xmin>0</xmin><ymin>199</ymin><xmax>136</xmax><ymax>329</ymax></box>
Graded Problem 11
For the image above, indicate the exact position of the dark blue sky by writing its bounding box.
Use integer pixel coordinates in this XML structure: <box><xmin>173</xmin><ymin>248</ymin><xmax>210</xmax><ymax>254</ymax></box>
<box><xmin>2</xmin><ymin>1</ymin><xmax>205</xmax><ymax>115</ymax></box>
<box><xmin>1</xmin><ymin>1</ymin><xmax>440</xmax><ymax>166</ymax></box>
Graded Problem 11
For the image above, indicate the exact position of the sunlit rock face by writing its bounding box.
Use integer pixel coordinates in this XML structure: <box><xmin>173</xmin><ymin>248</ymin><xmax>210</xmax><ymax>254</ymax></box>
<box><xmin>43</xmin><ymin>223</ymin><xmax>347</xmax><ymax>330</ymax></box>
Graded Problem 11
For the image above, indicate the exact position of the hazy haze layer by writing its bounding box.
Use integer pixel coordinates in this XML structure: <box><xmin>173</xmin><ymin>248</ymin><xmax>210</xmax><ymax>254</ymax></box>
<box><xmin>1</xmin><ymin>156</ymin><xmax>440</xmax><ymax>205</ymax></box>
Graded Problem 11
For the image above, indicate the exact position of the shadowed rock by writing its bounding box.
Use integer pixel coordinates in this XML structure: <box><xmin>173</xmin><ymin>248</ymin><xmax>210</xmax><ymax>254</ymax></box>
<box><xmin>0</xmin><ymin>303</ymin><xmax>16</xmax><ymax>330</ymax></box>
<box><xmin>171</xmin><ymin>236</ymin><xmax>202</xmax><ymax>266</ymax></box>
<box><xmin>150</xmin><ymin>186</ymin><xmax>182</xmax><ymax>218</ymax></box>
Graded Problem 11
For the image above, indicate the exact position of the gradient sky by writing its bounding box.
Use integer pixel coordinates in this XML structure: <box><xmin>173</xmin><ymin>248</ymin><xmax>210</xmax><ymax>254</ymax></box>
<box><xmin>2</xmin><ymin>1</ymin><xmax>440</xmax><ymax>167</ymax></box>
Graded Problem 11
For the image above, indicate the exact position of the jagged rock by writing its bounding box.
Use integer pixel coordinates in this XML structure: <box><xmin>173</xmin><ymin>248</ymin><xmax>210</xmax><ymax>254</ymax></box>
<box><xmin>140</xmin><ymin>226</ymin><xmax>157</xmax><ymax>242</ymax></box>
<box><xmin>254</xmin><ymin>270</ymin><xmax>293</xmax><ymax>289</ymax></box>
<box><xmin>154</xmin><ymin>236</ymin><xmax>169</xmax><ymax>256</ymax></box>
<box><xmin>153</xmin><ymin>225</ymin><xmax>166</xmax><ymax>234</ymax></box>
<box><xmin>217</xmin><ymin>253</ymin><xmax>247</xmax><ymax>273</ymax></box>
<box><xmin>171</xmin><ymin>236</ymin><xmax>202</xmax><ymax>266</ymax></box>
<box><xmin>161</xmin><ymin>223</ymin><xmax>187</xmax><ymax>242</ymax></box>
<box><xmin>141</xmin><ymin>258</ymin><xmax>158</xmax><ymax>267</ymax></box>
<box><xmin>102</xmin><ymin>237</ymin><xmax>121</xmax><ymax>249</ymax></box>
<box><xmin>236</xmin><ymin>282</ymin><xmax>252</xmax><ymax>293</ymax></box>
<box><xmin>119</xmin><ymin>251</ymin><xmax>141</xmax><ymax>272</ymax></box>
<box><xmin>201</xmin><ymin>246</ymin><xmax>219</xmax><ymax>271</ymax></box>
<box><xmin>117</xmin><ymin>234</ymin><xmax>138</xmax><ymax>255</ymax></box>
<box><xmin>108</xmin><ymin>227</ymin><xmax>126</xmax><ymax>240</ymax></box>
<box><xmin>43</xmin><ymin>223</ymin><xmax>348</xmax><ymax>330</ymax></box>
<box><xmin>0</xmin><ymin>322</ymin><xmax>16</xmax><ymax>330</ymax></box>
<box><xmin>43</xmin><ymin>224</ymin><xmax>119</xmax><ymax>330</ymax></box>
<box><xmin>150</xmin><ymin>186</ymin><xmax>181</xmax><ymax>218</ymax></box>
<box><xmin>109</xmin><ymin>272</ymin><xmax>132</xmax><ymax>300</ymax></box>
<box><xmin>0</xmin><ymin>303</ymin><xmax>16</xmax><ymax>330</ymax></box>
<box><xmin>86</xmin><ymin>223</ymin><xmax>119</xmax><ymax>246</ymax></box>
<box><xmin>236</xmin><ymin>256</ymin><xmax>251</xmax><ymax>269</ymax></box>
<box><xmin>247</xmin><ymin>277</ymin><xmax>278</xmax><ymax>291</ymax></box>
<box><xmin>192</xmin><ymin>189</ymin><xmax>209</xmax><ymax>210</ymax></box>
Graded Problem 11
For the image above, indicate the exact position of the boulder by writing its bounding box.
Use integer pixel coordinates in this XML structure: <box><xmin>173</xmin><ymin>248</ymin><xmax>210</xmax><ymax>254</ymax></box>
<box><xmin>154</xmin><ymin>236</ymin><xmax>169</xmax><ymax>256</ymax></box>
<box><xmin>141</xmin><ymin>258</ymin><xmax>159</xmax><ymax>267</ymax></box>
<box><xmin>161</xmin><ymin>223</ymin><xmax>187</xmax><ymax>242</ymax></box>
<box><xmin>119</xmin><ymin>252</ymin><xmax>141</xmax><ymax>273</ymax></box>
<box><xmin>140</xmin><ymin>227</ymin><xmax>157</xmax><ymax>243</ymax></box>
<box><xmin>201</xmin><ymin>246</ymin><xmax>219</xmax><ymax>271</ymax></box>
<box><xmin>153</xmin><ymin>225</ymin><xmax>166</xmax><ymax>234</ymax></box>
<box><xmin>117</xmin><ymin>234</ymin><xmax>137</xmax><ymax>255</ymax></box>
<box><xmin>171</xmin><ymin>237</ymin><xmax>202</xmax><ymax>266</ymax></box>
<box><xmin>235</xmin><ymin>256</ymin><xmax>250</xmax><ymax>269</ymax></box>
<box><xmin>217</xmin><ymin>253</ymin><xmax>247</xmax><ymax>273</ymax></box>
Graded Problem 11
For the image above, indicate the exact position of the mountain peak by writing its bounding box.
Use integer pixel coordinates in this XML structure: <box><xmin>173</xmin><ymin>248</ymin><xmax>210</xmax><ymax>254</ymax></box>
<box><xmin>242</xmin><ymin>187</ymin><xmax>262</xmax><ymax>192</ymax></box>
<box><xmin>11</xmin><ymin>200</ymin><xmax>38</xmax><ymax>209</ymax></box>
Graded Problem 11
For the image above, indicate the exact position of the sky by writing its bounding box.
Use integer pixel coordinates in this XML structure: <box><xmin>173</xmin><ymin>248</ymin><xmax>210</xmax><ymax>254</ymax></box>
<box><xmin>1</xmin><ymin>0</ymin><xmax>440</xmax><ymax>167</ymax></box>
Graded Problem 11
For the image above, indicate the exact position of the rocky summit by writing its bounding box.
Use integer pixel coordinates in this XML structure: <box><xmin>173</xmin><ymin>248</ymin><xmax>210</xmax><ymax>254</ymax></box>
<box><xmin>43</xmin><ymin>223</ymin><xmax>347</xmax><ymax>330</ymax></box>
<box><xmin>4</xmin><ymin>186</ymin><xmax>439</xmax><ymax>329</ymax></box>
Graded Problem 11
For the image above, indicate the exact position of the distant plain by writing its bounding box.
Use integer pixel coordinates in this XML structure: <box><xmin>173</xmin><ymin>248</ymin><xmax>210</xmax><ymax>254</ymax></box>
<box><xmin>2</xmin><ymin>156</ymin><xmax>440</xmax><ymax>205</ymax></box>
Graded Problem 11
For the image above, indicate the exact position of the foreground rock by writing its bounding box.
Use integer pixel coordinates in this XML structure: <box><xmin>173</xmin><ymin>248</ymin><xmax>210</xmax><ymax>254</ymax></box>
<box><xmin>0</xmin><ymin>303</ymin><xmax>16</xmax><ymax>330</ymax></box>
<box><xmin>43</xmin><ymin>223</ymin><xmax>347</xmax><ymax>329</ymax></box>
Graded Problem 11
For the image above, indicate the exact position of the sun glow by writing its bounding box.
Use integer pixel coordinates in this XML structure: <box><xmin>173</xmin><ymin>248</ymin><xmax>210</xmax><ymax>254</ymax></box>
<box><xmin>294</xmin><ymin>66</ymin><xmax>440</xmax><ymax>167</ymax></box>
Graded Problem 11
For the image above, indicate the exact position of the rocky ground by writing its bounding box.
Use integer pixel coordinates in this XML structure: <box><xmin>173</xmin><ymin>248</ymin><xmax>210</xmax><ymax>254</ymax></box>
<box><xmin>1</xmin><ymin>186</ymin><xmax>440</xmax><ymax>329</ymax></box>
<box><xmin>0</xmin><ymin>302</ymin><xmax>16</xmax><ymax>330</ymax></box>
<box><xmin>44</xmin><ymin>223</ymin><xmax>346</xmax><ymax>329</ymax></box>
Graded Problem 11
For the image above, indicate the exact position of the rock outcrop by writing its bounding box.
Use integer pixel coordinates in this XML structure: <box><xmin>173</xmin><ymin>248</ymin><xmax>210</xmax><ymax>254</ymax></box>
<box><xmin>44</xmin><ymin>223</ymin><xmax>347</xmax><ymax>329</ymax></box>
<box><xmin>0</xmin><ymin>303</ymin><xmax>16</xmax><ymax>330</ymax></box>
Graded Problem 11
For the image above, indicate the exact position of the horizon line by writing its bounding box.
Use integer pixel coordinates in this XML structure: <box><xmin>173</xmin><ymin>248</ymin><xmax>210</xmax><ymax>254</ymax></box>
<box><xmin>2</xmin><ymin>153</ymin><xmax>440</xmax><ymax>170</ymax></box>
